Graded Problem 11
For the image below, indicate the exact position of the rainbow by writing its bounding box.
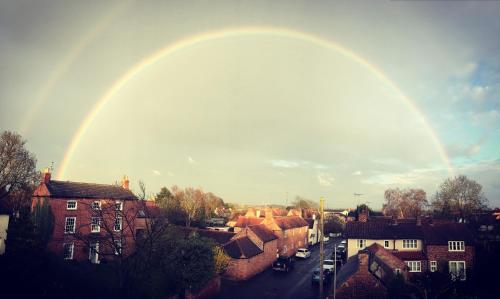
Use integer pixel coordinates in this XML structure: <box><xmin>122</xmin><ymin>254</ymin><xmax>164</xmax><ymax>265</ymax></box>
<box><xmin>56</xmin><ymin>26</ymin><xmax>454</xmax><ymax>179</ymax></box>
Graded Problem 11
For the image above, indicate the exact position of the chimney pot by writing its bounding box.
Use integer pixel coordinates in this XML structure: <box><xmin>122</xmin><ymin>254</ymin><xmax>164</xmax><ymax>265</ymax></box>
<box><xmin>121</xmin><ymin>175</ymin><xmax>129</xmax><ymax>189</ymax></box>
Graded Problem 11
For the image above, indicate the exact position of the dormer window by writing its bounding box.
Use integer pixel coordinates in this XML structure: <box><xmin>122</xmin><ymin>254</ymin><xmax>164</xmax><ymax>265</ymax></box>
<box><xmin>91</xmin><ymin>201</ymin><xmax>101</xmax><ymax>210</ymax></box>
<box><xmin>115</xmin><ymin>201</ymin><xmax>123</xmax><ymax>211</ymax></box>
<box><xmin>384</xmin><ymin>240</ymin><xmax>390</xmax><ymax>248</ymax></box>
<box><xmin>67</xmin><ymin>200</ymin><xmax>77</xmax><ymax>210</ymax></box>
<box><xmin>448</xmin><ymin>241</ymin><xmax>465</xmax><ymax>252</ymax></box>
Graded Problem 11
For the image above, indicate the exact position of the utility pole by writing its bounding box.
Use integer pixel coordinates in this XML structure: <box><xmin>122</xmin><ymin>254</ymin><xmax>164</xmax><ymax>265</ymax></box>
<box><xmin>319</xmin><ymin>197</ymin><xmax>325</xmax><ymax>299</ymax></box>
<box><xmin>333</xmin><ymin>243</ymin><xmax>337</xmax><ymax>299</ymax></box>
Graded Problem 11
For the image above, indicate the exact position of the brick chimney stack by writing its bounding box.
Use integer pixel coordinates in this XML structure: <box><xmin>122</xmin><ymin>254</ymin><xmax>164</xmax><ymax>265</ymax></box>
<box><xmin>264</xmin><ymin>207</ymin><xmax>273</xmax><ymax>220</ymax></box>
<box><xmin>245</xmin><ymin>208</ymin><xmax>256</xmax><ymax>218</ymax></box>
<box><xmin>121</xmin><ymin>175</ymin><xmax>129</xmax><ymax>189</ymax></box>
<box><xmin>42</xmin><ymin>168</ymin><xmax>51</xmax><ymax>184</ymax></box>
<box><xmin>359</xmin><ymin>207</ymin><xmax>369</xmax><ymax>222</ymax></box>
<box><xmin>358</xmin><ymin>250</ymin><xmax>370</xmax><ymax>274</ymax></box>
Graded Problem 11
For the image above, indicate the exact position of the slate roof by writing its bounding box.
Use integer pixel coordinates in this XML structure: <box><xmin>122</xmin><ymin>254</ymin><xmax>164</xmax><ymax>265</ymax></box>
<box><xmin>335</xmin><ymin>255</ymin><xmax>360</xmax><ymax>288</ymax></box>
<box><xmin>41</xmin><ymin>180</ymin><xmax>138</xmax><ymax>200</ymax></box>
<box><xmin>248</xmin><ymin>224</ymin><xmax>278</xmax><ymax>243</ymax></box>
<box><xmin>366</xmin><ymin>243</ymin><xmax>406</xmax><ymax>270</ymax></box>
<box><xmin>274</xmin><ymin>216</ymin><xmax>309</xmax><ymax>230</ymax></box>
<box><xmin>223</xmin><ymin>236</ymin><xmax>263</xmax><ymax>259</ymax></box>
<box><xmin>345</xmin><ymin>222</ymin><xmax>424</xmax><ymax>239</ymax></box>
<box><xmin>180</xmin><ymin>227</ymin><xmax>236</xmax><ymax>245</ymax></box>
<box><xmin>423</xmin><ymin>223</ymin><xmax>475</xmax><ymax>246</ymax></box>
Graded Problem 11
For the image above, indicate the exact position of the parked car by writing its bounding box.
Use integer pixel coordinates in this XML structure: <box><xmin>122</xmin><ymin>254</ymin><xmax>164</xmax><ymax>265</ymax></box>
<box><xmin>340</xmin><ymin>239</ymin><xmax>347</xmax><ymax>245</ymax></box>
<box><xmin>272</xmin><ymin>256</ymin><xmax>295</xmax><ymax>272</ymax></box>
<box><xmin>323</xmin><ymin>259</ymin><xmax>335</xmax><ymax>271</ymax></box>
<box><xmin>295</xmin><ymin>248</ymin><xmax>311</xmax><ymax>259</ymax></box>
<box><xmin>323</xmin><ymin>236</ymin><xmax>330</xmax><ymax>243</ymax></box>
<box><xmin>337</xmin><ymin>243</ymin><xmax>346</xmax><ymax>252</ymax></box>
<box><xmin>311</xmin><ymin>267</ymin><xmax>333</xmax><ymax>285</ymax></box>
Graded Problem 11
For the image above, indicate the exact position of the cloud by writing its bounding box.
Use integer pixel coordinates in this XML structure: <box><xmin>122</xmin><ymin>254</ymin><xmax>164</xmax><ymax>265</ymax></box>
<box><xmin>269</xmin><ymin>160</ymin><xmax>299</xmax><ymax>168</ymax></box>
<box><xmin>352</xmin><ymin>170</ymin><xmax>363</xmax><ymax>176</ymax></box>
<box><xmin>152</xmin><ymin>170</ymin><xmax>161</xmax><ymax>176</ymax></box>
<box><xmin>167</xmin><ymin>171</ymin><xmax>174</xmax><ymax>177</ymax></box>
<box><xmin>454</xmin><ymin>62</ymin><xmax>477</xmax><ymax>78</ymax></box>
<box><xmin>317</xmin><ymin>172</ymin><xmax>335</xmax><ymax>186</ymax></box>
<box><xmin>188</xmin><ymin>156</ymin><xmax>197</xmax><ymax>165</ymax></box>
<box><xmin>446</xmin><ymin>137</ymin><xmax>487</xmax><ymax>158</ymax></box>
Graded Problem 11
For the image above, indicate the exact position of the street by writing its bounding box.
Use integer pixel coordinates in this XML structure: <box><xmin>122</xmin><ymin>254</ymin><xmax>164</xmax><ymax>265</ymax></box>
<box><xmin>217</xmin><ymin>238</ymin><xmax>341</xmax><ymax>299</ymax></box>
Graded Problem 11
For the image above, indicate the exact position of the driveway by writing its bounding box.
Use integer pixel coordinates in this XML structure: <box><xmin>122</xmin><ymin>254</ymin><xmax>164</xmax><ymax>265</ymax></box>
<box><xmin>217</xmin><ymin>238</ymin><xmax>342</xmax><ymax>299</ymax></box>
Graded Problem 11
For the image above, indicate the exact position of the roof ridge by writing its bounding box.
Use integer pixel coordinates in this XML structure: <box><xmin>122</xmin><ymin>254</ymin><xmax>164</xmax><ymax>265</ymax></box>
<box><xmin>50</xmin><ymin>180</ymin><xmax>123</xmax><ymax>187</ymax></box>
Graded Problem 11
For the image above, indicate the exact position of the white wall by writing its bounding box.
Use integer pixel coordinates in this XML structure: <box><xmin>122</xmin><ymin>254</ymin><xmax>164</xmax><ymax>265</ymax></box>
<box><xmin>0</xmin><ymin>215</ymin><xmax>9</xmax><ymax>255</ymax></box>
<box><xmin>347</xmin><ymin>238</ymin><xmax>423</xmax><ymax>258</ymax></box>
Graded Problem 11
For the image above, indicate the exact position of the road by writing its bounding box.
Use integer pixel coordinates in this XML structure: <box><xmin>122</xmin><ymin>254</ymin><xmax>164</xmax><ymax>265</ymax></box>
<box><xmin>217</xmin><ymin>238</ymin><xmax>341</xmax><ymax>299</ymax></box>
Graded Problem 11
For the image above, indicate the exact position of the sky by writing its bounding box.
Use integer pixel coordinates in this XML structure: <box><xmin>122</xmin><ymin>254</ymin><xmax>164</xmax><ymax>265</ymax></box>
<box><xmin>1</xmin><ymin>0</ymin><xmax>499</xmax><ymax>209</ymax></box>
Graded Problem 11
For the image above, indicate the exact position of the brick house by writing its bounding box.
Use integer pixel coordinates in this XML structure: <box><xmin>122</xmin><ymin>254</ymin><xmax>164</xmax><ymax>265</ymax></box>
<box><xmin>184</xmin><ymin>224</ymin><xmax>278</xmax><ymax>280</ymax></box>
<box><xmin>345</xmin><ymin>210</ymin><xmax>475</xmax><ymax>280</ymax></box>
<box><xmin>31</xmin><ymin>171</ymin><xmax>153</xmax><ymax>263</ymax></box>
<box><xmin>233</xmin><ymin>207</ymin><xmax>309</xmax><ymax>257</ymax></box>
<box><xmin>335</xmin><ymin>250</ymin><xmax>388</xmax><ymax>299</ymax></box>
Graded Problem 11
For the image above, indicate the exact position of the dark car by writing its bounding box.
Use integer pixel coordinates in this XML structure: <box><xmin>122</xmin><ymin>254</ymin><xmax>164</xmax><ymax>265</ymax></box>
<box><xmin>272</xmin><ymin>256</ymin><xmax>295</xmax><ymax>272</ymax></box>
<box><xmin>311</xmin><ymin>267</ymin><xmax>333</xmax><ymax>285</ymax></box>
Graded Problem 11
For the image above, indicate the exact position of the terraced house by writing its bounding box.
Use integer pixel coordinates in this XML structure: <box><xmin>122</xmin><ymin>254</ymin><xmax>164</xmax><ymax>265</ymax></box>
<box><xmin>31</xmin><ymin>171</ymin><xmax>156</xmax><ymax>263</ymax></box>
<box><xmin>345</xmin><ymin>209</ymin><xmax>475</xmax><ymax>280</ymax></box>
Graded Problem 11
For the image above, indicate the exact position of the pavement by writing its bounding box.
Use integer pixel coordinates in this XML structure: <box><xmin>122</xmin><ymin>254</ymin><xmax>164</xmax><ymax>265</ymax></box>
<box><xmin>217</xmin><ymin>238</ymin><xmax>342</xmax><ymax>299</ymax></box>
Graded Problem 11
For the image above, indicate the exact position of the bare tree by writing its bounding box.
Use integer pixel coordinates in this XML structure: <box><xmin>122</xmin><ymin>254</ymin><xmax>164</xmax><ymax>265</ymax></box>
<box><xmin>0</xmin><ymin>131</ymin><xmax>38</xmax><ymax>201</ymax></box>
<box><xmin>432</xmin><ymin>175</ymin><xmax>488</xmax><ymax>222</ymax></box>
<box><xmin>383</xmin><ymin>188</ymin><xmax>427</xmax><ymax>218</ymax></box>
<box><xmin>171</xmin><ymin>186</ymin><xmax>203</xmax><ymax>228</ymax></box>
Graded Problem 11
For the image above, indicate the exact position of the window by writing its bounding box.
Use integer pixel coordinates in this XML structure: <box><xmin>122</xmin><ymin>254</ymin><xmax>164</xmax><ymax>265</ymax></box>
<box><xmin>63</xmin><ymin>243</ymin><xmax>74</xmax><ymax>260</ymax></box>
<box><xmin>448</xmin><ymin>241</ymin><xmax>465</xmax><ymax>252</ymax></box>
<box><xmin>114</xmin><ymin>240</ymin><xmax>122</xmax><ymax>255</ymax></box>
<box><xmin>91</xmin><ymin>217</ymin><xmax>101</xmax><ymax>233</ymax></box>
<box><xmin>91</xmin><ymin>201</ymin><xmax>101</xmax><ymax>210</ymax></box>
<box><xmin>115</xmin><ymin>201</ymin><xmax>123</xmax><ymax>211</ymax></box>
<box><xmin>430</xmin><ymin>261</ymin><xmax>437</xmax><ymax>272</ymax></box>
<box><xmin>395</xmin><ymin>268</ymin><xmax>401</xmax><ymax>275</ymax></box>
<box><xmin>406</xmin><ymin>261</ymin><xmax>421</xmax><ymax>272</ymax></box>
<box><xmin>384</xmin><ymin>240</ymin><xmax>390</xmax><ymax>248</ymax></box>
<box><xmin>449</xmin><ymin>261</ymin><xmax>466</xmax><ymax>280</ymax></box>
<box><xmin>89</xmin><ymin>242</ymin><xmax>99</xmax><ymax>264</ymax></box>
<box><xmin>64</xmin><ymin>217</ymin><xmax>76</xmax><ymax>234</ymax></box>
<box><xmin>67</xmin><ymin>200</ymin><xmax>77</xmax><ymax>210</ymax></box>
<box><xmin>402</xmin><ymin>239</ymin><xmax>417</xmax><ymax>249</ymax></box>
<box><xmin>114</xmin><ymin>217</ymin><xmax>122</xmax><ymax>231</ymax></box>
<box><xmin>357</xmin><ymin>239</ymin><xmax>366</xmax><ymax>249</ymax></box>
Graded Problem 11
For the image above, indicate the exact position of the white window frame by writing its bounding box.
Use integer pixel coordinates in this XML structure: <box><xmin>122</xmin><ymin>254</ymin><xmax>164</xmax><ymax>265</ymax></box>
<box><xmin>449</xmin><ymin>261</ymin><xmax>466</xmax><ymax>280</ymax></box>
<box><xmin>406</xmin><ymin>261</ymin><xmax>422</xmax><ymax>272</ymax></box>
<box><xmin>384</xmin><ymin>240</ymin><xmax>390</xmax><ymax>248</ymax></box>
<box><xmin>63</xmin><ymin>242</ymin><xmax>74</xmax><ymax>260</ymax></box>
<box><xmin>66</xmin><ymin>200</ymin><xmax>77</xmax><ymax>210</ymax></box>
<box><xmin>448</xmin><ymin>241</ymin><xmax>465</xmax><ymax>252</ymax></box>
<box><xmin>114</xmin><ymin>217</ymin><xmax>122</xmax><ymax>231</ymax></box>
<box><xmin>91</xmin><ymin>217</ymin><xmax>101</xmax><ymax>233</ymax></box>
<box><xmin>115</xmin><ymin>201</ymin><xmax>123</xmax><ymax>211</ymax></box>
<box><xmin>64</xmin><ymin>217</ymin><xmax>76</xmax><ymax>234</ymax></box>
<box><xmin>402</xmin><ymin>239</ymin><xmax>417</xmax><ymax>249</ymax></box>
<box><xmin>89</xmin><ymin>241</ymin><xmax>99</xmax><ymax>264</ymax></box>
<box><xmin>114</xmin><ymin>240</ymin><xmax>122</xmax><ymax>255</ymax></box>
<box><xmin>430</xmin><ymin>261</ymin><xmax>437</xmax><ymax>272</ymax></box>
<box><xmin>91</xmin><ymin>201</ymin><xmax>101</xmax><ymax>210</ymax></box>
<box><xmin>357</xmin><ymin>239</ymin><xmax>366</xmax><ymax>249</ymax></box>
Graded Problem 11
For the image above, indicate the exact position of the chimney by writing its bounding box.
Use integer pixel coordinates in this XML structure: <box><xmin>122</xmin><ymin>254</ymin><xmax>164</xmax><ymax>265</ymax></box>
<box><xmin>256</xmin><ymin>209</ymin><xmax>261</xmax><ymax>218</ymax></box>
<box><xmin>265</xmin><ymin>207</ymin><xmax>273</xmax><ymax>220</ymax></box>
<box><xmin>121</xmin><ymin>175</ymin><xmax>129</xmax><ymax>189</ymax></box>
<box><xmin>42</xmin><ymin>168</ymin><xmax>51</xmax><ymax>184</ymax></box>
<box><xmin>359</xmin><ymin>207</ymin><xmax>369</xmax><ymax>222</ymax></box>
<box><xmin>245</xmin><ymin>208</ymin><xmax>256</xmax><ymax>218</ymax></box>
<box><xmin>358</xmin><ymin>250</ymin><xmax>370</xmax><ymax>274</ymax></box>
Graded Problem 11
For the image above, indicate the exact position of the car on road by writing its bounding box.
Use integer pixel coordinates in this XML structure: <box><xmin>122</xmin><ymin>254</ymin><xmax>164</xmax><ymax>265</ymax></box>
<box><xmin>272</xmin><ymin>256</ymin><xmax>295</xmax><ymax>272</ymax></box>
<box><xmin>295</xmin><ymin>248</ymin><xmax>311</xmax><ymax>259</ymax></box>
<box><xmin>323</xmin><ymin>236</ymin><xmax>330</xmax><ymax>243</ymax></box>
<box><xmin>311</xmin><ymin>267</ymin><xmax>333</xmax><ymax>285</ymax></box>
<box><xmin>323</xmin><ymin>259</ymin><xmax>335</xmax><ymax>271</ymax></box>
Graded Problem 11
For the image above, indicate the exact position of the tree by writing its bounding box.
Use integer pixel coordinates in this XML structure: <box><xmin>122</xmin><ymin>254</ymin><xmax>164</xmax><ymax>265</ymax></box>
<box><xmin>432</xmin><ymin>175</ymin><xmax>488</xmax><ymax>222</ymax></box>
<box><xmin>291</xmin><ymin>196</ymin><xmax>318</xmax><ymax>210</ymax></box>
<box><xmin>383</xmin><ymin>188</ymin><xmax>427</xmax><ymax>218</ymax></box>
<box><xmin>0</xmin><ymin>131</ymin><xmax>38</xmax><ymax>201</ymax></box>
<box><xmin>155</xmin><ymin>187</ymin><xmax>173</xmax><ymax>209</ymax></box>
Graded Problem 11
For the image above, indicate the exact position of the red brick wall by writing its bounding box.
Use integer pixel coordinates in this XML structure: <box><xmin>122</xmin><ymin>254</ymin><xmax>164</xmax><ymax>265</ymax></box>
<box><xmin>33</xmin><ymin>192</ymin><xmax>144</xmax><ymax>262</ymax></box>
<box><xmin>224</xmin><ymin>239</ymin><xmax>277</xmax><ymax>280</ymax></box>
<box><xmin>426</xmin><ymin>245</ymin><xmax>475</xmax><ymax>272</ymax></box>
<box><xmin>276</xmin><ymin>226</ymin><xmax>308</xmax><ymax>257</ymax></box>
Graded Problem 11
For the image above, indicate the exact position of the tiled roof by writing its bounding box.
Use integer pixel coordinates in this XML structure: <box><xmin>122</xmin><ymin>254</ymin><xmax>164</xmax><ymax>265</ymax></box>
<box><xmin>41</xmin><ymin>180</ymin><xmax>137</xmax><ymax>200</ymax></box>
<box><xmin>274</xmin><ymin>216</ymin><xmax>309</xmax><ymax>230</ymax></box>
<box><xmin>345</xmin><ymin>222</ymin><xmax>424</xmax><ymax>239</ymax></box>
<box><xmin>234</xmin><ymin>216</ymin><xmax>263</xmax><ymax>227</ymax></box>
<box><xmin>223</xmin><ymin>236</ymin><xmax>263</xmax><ymax>259</ymax></box>
<box><xmin>392</xmin><ymin>251</ymin><xmax>427</xmax><ymax>261</ymax></box>
<box><xmin>423</xmin><ymin>223</ymin><xmax>475</xmax><ymax>245</ymax></box>
<box><xmin>335</xmin><ymin>255</ymin><xmax>360</xmax><ymax>288</ymax></box>
<box><xmin>248</xmin><ymin>224</ymin><xmax>278</xmax><ymax>243</ymax></box>
<box><xmin>366</xmin><ymin>243</ymin><xmax>406</xmax><ymax>270</ymax></box>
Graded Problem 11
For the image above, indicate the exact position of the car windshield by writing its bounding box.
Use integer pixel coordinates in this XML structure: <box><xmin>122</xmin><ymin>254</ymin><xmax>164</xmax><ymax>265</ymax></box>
<box><xmin>324</xmin><ymin>260</ymin><xmax>334</xmax><ymax>265</ymax></box>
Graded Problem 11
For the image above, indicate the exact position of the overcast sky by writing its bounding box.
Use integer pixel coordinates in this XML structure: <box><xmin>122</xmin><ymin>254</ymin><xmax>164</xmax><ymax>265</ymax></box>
<box><xmin>1</xmin><ymin>0</ymin><xmax>499</xmax><ymax>208</ymax></box>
